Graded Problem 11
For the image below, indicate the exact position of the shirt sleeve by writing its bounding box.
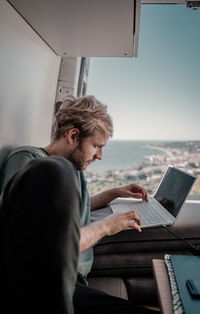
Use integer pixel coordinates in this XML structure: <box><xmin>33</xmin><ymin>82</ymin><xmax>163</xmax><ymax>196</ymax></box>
<box><xmin>1</xmin><ymin>151</ymin><xmax>35</xmax><ymax>193</ymax></box>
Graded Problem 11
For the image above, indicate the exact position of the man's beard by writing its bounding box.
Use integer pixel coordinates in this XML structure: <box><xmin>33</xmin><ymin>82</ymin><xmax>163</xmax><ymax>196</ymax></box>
<box><xmin>67</xmin><ymin>145</ymin><xmax>87</xmax><ymax>170</ymax></box>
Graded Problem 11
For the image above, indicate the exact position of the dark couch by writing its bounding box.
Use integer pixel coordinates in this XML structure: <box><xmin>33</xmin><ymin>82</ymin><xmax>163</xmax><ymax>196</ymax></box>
<box><xmin>1</xmin><ymin>146</ymin><xmax>200</xmax><ymax>308</ymax></box>
<box><xmin>0</xmin><ymin>146</ymin><xmax>14</xmax><ymax>195</ymax></box>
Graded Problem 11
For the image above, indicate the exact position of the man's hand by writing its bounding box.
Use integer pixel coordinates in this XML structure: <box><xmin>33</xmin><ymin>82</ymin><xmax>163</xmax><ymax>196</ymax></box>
<box><xmin>90</xmin><ymin>183</ymin><xmax>148</xmax><ymax>211</ymax></box>
<box><xmin>80</xmin><ymin>210</ymin><xmax>141</xmax><ymax>252</ymax></box>
<box><xmin>116</xmin><ymin>183</ymin><xmax>148</xmax><ymax>202</ymax></box>
<box><xmin>103</xmin><ymin>210</ymin><xmax>142</xmax><ymax>234</ymax></box>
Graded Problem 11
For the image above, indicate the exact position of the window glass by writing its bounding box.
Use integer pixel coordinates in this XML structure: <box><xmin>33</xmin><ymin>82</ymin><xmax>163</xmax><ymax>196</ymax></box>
<box><xmin>86</xmin><ymin>5</ymin><xmax>200</xmax><ymax>196</ymax></box>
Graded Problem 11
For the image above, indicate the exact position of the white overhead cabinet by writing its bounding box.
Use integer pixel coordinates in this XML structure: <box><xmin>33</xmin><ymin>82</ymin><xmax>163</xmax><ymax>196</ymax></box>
<box><xmin>8</xmin><ymin>0</ymin><xmax>141</xmax><ymax>57</ymax></box>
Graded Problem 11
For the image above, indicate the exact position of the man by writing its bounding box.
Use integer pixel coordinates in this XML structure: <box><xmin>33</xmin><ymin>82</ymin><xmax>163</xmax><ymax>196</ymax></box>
<box><xmin>0</xmin><ymin>95</ymin><xmax>156</xmax><ymax>314</ymax></box>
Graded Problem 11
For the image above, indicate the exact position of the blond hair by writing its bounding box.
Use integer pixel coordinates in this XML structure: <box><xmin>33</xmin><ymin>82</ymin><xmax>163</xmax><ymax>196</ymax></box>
<box><xmin>52</xmin><ymin>95</ymin><xmax>113</xmax><ymax>140</ymax></box>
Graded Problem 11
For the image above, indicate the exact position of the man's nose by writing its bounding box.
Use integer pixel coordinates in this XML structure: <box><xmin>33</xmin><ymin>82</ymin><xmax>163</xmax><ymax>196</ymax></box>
<box><xmin>95</xmin><ymin>148</ymin><xmax>102</xmax><ymax>160</ymax></box>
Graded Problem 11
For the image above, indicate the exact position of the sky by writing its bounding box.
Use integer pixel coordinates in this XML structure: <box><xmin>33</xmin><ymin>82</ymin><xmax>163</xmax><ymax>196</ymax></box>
<box><xmin>87</xmin><ymin>5</ymin><xmax>200</xmax><ymax>141</ymax></box>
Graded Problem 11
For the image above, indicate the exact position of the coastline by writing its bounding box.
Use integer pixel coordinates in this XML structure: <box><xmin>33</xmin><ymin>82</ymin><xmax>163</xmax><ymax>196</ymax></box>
<box><xmin>145</xmin><ymin>145</ymin><xmax>171</xmax><ymax>156</ymax></box>
<box><xmin>88</xmin><ymin>141</ymin><xmax>167</xmax><ymax>174</ymax></box>
<box><xmin>86</xmin><ymin>141</ymin><xmax>200</xmax><ymax>196</ymax></box>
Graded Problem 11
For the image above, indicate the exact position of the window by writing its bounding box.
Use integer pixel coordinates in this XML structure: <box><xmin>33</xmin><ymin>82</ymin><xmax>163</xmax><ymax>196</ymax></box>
<box><xmin>86</xmin><ymin>5</ymin><xmax>200</xmax><ymax>196</ymax></box>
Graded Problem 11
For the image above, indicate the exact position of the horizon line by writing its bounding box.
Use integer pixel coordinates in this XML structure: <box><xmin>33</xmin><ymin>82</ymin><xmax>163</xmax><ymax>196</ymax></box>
<box><xmin>110</xmin><ymin>139</ymin><xmax>200</xmax><ymax>142</ymax></box>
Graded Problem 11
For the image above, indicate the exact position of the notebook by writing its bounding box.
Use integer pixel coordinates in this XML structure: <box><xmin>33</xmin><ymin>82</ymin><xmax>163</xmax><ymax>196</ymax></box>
<box><xmin>110</xmin><ymin>165</ymin><xmax>196</xmax><ymax>228</ymax></box>
<box><xmin>165</xmin><ymin>254</ymin><xmax>200</xmax><ymax>314</ymax></box>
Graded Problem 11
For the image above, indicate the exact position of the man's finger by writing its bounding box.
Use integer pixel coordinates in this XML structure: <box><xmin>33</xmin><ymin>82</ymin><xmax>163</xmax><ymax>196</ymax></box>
<box><xmin>139</xmin><ymin>188</ymin><xmax>148</xmax><ymax>202</ymax></box>
<box><xmin>131</xmin><ymin>192</ymin><xmax>143</xmax><ymax>199</ymax></box>
<box><xmin>126</xmin><ymin>210</ymin><xmax>141</xmax><ymax>225</ymax></box>
<box><xmin>129</xmin><ymin>221</ymin><xmax>142</xmax><ymax>232</ymax></box>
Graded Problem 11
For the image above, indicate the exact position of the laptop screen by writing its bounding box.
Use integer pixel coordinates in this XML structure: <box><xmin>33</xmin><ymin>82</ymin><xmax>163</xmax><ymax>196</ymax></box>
<box><xmin>154</xmin><ymin>166</ymin><xmax>196</xmax><ymax>217</ymax></box>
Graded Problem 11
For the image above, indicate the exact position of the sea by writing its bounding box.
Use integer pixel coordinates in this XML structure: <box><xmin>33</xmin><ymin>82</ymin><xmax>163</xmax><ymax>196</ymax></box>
<box><xmin>87</xmin><ymin>140</ymin><xmax>167</xmax><ymax>173</ymax></box>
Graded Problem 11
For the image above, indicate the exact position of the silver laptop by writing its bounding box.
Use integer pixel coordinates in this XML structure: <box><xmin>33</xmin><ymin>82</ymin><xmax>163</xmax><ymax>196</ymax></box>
<box><xmin>110</xmin><ymin>166</ymin><xmax>196</xmax><ymax>228</ymax></box>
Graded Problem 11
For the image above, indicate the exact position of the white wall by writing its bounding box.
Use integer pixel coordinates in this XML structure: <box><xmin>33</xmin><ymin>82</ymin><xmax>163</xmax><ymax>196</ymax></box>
<box><xmin>0</xmin><ymin>0</ymin><xmax>61</xmax><ymax>148</ymax></box>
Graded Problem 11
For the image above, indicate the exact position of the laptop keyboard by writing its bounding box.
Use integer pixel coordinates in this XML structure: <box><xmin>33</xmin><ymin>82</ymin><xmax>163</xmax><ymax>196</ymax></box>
<box><xmin>111</xmin><ymin>198</ymin><xmax>173</xmax><ymax>227</ymax></box>
<box><xmin>127</xmin><ymin>200</ymin><xmax>166</xmax><ymax>225</ymax></box>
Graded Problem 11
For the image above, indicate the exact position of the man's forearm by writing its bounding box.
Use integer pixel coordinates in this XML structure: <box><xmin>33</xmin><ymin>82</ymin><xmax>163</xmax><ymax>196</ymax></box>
<box><xmin>80</xmin><ymin>221</ymin><xmax>107</xmax><ymax>252</ymax></box>
<box><xmin>90</xmin><ymin>188</ymin><xmax>118</xmax><ymax>211</ymax></box>
<box><xmin>90</xmin><ymin>183</ymin><xmax>148</xmax><ymax>211</ymax></box>
<box><xmin>80</xmin><ymin>210</ymin><xmax>142</xmax><ymax>253</ymax></box>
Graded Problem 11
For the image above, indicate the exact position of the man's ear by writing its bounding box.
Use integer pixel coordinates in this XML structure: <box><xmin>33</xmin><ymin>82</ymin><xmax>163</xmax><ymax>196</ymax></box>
<box><xmin>67</xmin><ymin>128</ymin><xmax>80</xmax><ymax>145</ymax></box>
